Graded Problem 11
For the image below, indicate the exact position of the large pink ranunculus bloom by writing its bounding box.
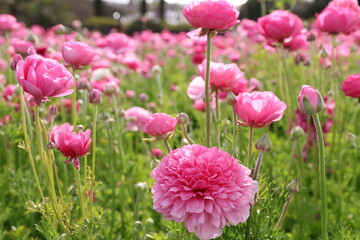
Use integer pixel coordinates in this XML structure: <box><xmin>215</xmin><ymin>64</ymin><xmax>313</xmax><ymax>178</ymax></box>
<box><xmin>62</xmin><ymin>41</ymin><xmax>97</xmax><ymax>67</ymax></box>
<box><xmin>257</xmin><ymin>10</ymin><xmax>303</xmax><ymax>42</ymax></box>
<box><xmin>144</xmin><ymin>113</ymin><xmax>178</xmax><ymax>138</ymax></box>
<box><xmin>341</xmin><ymin>73</ymin><xmax>360</xmax><ymax>99</ymax></box>
<box><xmin>124</xmin><ymin>107</ymin><xmax>152</xmax><ymax>132</ymax></box>
<box><xmin>315</xmin><ymin>7</ymin><xmax>359</xmax><ymax>34</ymax></box>
<box><xmin>198</xmin><ymin>60</ymin><xmax>244</xmax><ymax>92</ymax></box>
<box><xmin>183</xmin><ymin>0</ymin><xmax>240</xmax><ymax>31</ymax></box>
<box><xmin>235</xmin><ymin>91</ymin><xmax>287</xmax><ymax>128</ymax></box>
<box><xmin>152</xmin><ymin>144</ymin><xmax>257</xmax><ymax>240</ymax></box>
<box><xmin>0</xmin><ymin>14</ymin><xmax>17</xmax><ymax>31</ymax></box>
<box><xmin>55</xmin><ymin>129</ymin><xmax>92</xmax><ymax>170</ymax></box>
<box><xmin>16</xmin><ymin>54</ymin><xmax>74</xmax><ymax>106</ymax></box>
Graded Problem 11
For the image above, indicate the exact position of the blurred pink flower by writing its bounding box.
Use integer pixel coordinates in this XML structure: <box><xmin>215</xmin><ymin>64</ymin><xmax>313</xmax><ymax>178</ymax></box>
<box><xmin>51</xmin><ymin>123</ymin><xmax>74</xmax><ymax>144</ymax></box>
<box><xmin>11</xmin><ymin>38</ymin><xmax>33</xmax><ymax>55</ymax></box>
<box><xmin>235</xmin><ymin>91</ymin><xmax>287</xmax><ymax>128</ymax></box>
<box><xmin>144</xmin><ymin>113</ymin><xmax>178</xmax><ymax>138</ymax></box>
<box><xmin>62</xmin><ymin>41</ymin><xmax>97</xmax><ymax>67</ymax></box>
<box><xmin>151</xmin><ymin>144</ymin><xmax>257</xmax><ymax>239</ymax></box>
<box><xmin>124</xmin><ymin>107</ymin><xmax>152</xmax><ymax>132</ymax></box>
<box><xmin>0</xmin><ymin>14</ymin><xmax>17</xmax><ymax>31</ymax></box>
<box><xmin>315</xmin><ymin>7</ymin><xmax>359</xmax><ymax>34</ymax></box>
<box><xmin>183</xmin><ymin>0</ymin><xmax>239</xmax><ymax>31</ymax></box>
<box><xmin>341</xmin><ymin>73</ymin><xmax>360</xmax><ymax>99</ymax></box>
<box><xmin>2</xmin><ymin>84</ymin><xmax>16</xmax><ymax>103</ymax></box>
<box><xmin>257</xmin><ymin>10</ymin><xmax>303</xmax><ymax>42</ymax></box>
<box><xmin>16</xmin><ymin>54</ymin><xmax>74</xmax><ymax>105</ymax></box>
<box><xmin>151</xmin><ymin>148</ymin><xmax>164</xmax><ymax>158</ymax></box>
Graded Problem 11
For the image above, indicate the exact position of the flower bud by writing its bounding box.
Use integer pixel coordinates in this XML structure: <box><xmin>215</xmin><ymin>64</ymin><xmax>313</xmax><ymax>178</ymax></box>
<box><xmin>297</xmin><ymin>85</ymin><xmax>325</xmax><ymax>115</ymax></box>
<box><xmin>152</xmin><ymin>65</ymin><xmax>162</xmax><ymax>75</ymax></box>
<box><xmin>104</xmin><ymin>81</ymin><xmax>119</xmax><ymax>95</ymax></box>
<box><xmin>48</xmin><ymin>105</ymin><xmax>58</xmax><ymax>118</ymax></box>
<box><xmin>10</xmin><ymin>54</ymin><xmax>23</xmax><ymax>71</ymax></box>
<box><xmin>287</xmin><ymin>179</ymin><xmax>299</xmax><ymax>193</ymax></box>
<box><xmin>226</xmin><ymin>92</ymin><xmax>237</xmax><ymax>106</ymax></box>
<box><xmin>78</xmin><ymin>79</ymin><xmax>90</xmax><ymax>90</ymax></box>
<box><xmin>176</xmin><ymin>112</ymin><xmax>189</xmax><ymax>125</ymax></box>
<box><xmin>139</xmin><ymin>93</ymin><xmax>149</xmax><ymax>102</ymax></box>
<box><xmin>151</xmin><ymin>148</ymin><xmax>164</xmax><ymax>158</ymax></box>
<box><xmin>255</xmin><ymin>134</ymin><xmax>272</xmax><ymax>152</ymax></box>
<box><xmin>135</xmin><ymin>182</ymin><xmax>147</xmax><ymax>190</ymax></box>
<box><xmin>77</xmin><ymin>125</ymin><xmax>84</xmax><ymax>131</ymax></box>
<box><xmin>307</xmin><ymin>32</ymin><xmax>315</xmax><ymax>42</ymax></box>
<box><xmin>346</xmin><ymin>133</ymin><xmax>357</xmax><ymax>143</ymax></box>
<box><xmin>290</xmin><ymin>126</ymin><xmax>305</xmax><ymax>141</ymax></box>
<box><xmin>89</xmin><ymin>89</ymin><xmax>102</xmax><ymax>104</ymax></box>
<box><xmin>47</xmin><ymin>141</ymin><xmax>56</xmax><ymax>149</ymax></box>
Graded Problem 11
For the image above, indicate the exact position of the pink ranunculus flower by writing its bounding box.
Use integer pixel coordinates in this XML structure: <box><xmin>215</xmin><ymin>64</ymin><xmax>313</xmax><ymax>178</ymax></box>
<box><xmin>257</xmin><ymin>10</ymin><xmax>303</xmax><ymax>42</ymax></box>
<box><xmin>187</xmin><ymin>76</ymin><xmax>205</xmax><ymax>100</ymax></box>
<box><xmin>0</xmin><ymin>14</ymin><xmax>17</xmax><ymax>31</ymax></box>
<box><xmin>198</xmin><ymin>60</ymin><xmax>244</xmax><ymax>92</ymax></box>
<box><xmin>2</xmin><ymin>84</ymin><xmax>16</xmax><ymax>102</ymax></box>
<box><xmin>235</xmin><ymin>91</ymin><xmax>287</xmax><ymax>128</ymax></box>
<box><xmin>151</xmin><ymin>148</ymin><xmax>164</xmax><ymax>158</ymax></box>
<box><xmin>51</xmin><ymin>123</ymin><xmax>74</xmax><ymax>144</ymax></box>
<box><xmin>124</xmin><ymin>107</ymin><xmax>152</xmax><ymax>132</ymax></box>
<box><xmin>151</xmin><ymin>144</ymin><xmax>258</xmax><ymax>240</ymax></box>
<box><xmin>11</xmin><ymin>38</ymin><xmax>33</xmax><ymax>55</ymax></box>
<box><xmin>315</xmin><ymin>6</ymin><xmax>359</xmax><ymax>34</ymax></box>
<box><xmin>62</xmin><ymin>41</ymin><xmax>97</xmax><ymax>67</ymax></box>
<box><xmin>341</xmin><ymin>73</ymin><xmax>360</xmax><ymax>99</ymax></box>
<box><xmin>55</xmin><ymin>129</ymin><xmax>92</xmax><ymax>170</ymax></box>
<box><xmin>297</xmin><ymin>85</ymin><xmax>325</xmax><ymax>116</ymax></box>
<box><xmin>144</xmin><ymin>113</ymin><xmax>178</xmax><ymax>138</ymax></box>
<box><xmin>16</xmin><ymin>54</ymin><xmax>74</xmax><ymax>106</ymax></box>
<box><xmin>183</xmin><ymin>0</ymin><xmax>240</xmax><ymax>31</ymax></box>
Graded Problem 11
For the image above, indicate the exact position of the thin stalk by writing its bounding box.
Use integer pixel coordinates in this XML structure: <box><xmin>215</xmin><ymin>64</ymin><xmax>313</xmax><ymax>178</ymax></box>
<box><xmin>204</xmin><ymin>31</ymin><xmax>212</xmax><ymax>147</ymax></box>
<box><xmin>90</xmin><ymin>104</ymin><xmax>98</xmax><ymax>218</ymax></box>
<box><xmin>181</xmin><ymin>124</ymin><xmax>195</xmax><ymax>144</ymax></box>
<box><xmin>260</xmin><ymin>0</ymin><xmax>266</xmax><ymax>16</ymax></box>
<box><xmin>276</xmin><ymin>192</ymin><xmax>294</xmax><ymax>229</ymax></box>
<box><xmin>313</xmin><ymin>113</ymin><xmax>328</xmax><ymax>240</ymax></box>
<box><xmin>214</xmin><ymin>89</ymin><xmax>219</xmax><ymax>147</ymax></box>
<box><xmin>155</xmin><ymin>69</ymin><xmax>164</xmax><ymax>106</ymax></box>
<box><xmin>20</xmin><ymin>90</ymin><xmax>44</xmax><ymax>200</ymax></box>
<box><xmin>133</xmin><ymin>191</ymin><xmax>142</xmax><ymax>240</ymax></box>
<box><xmin>112</xmin><ymin>95</ymin><xmax>125</xmax><ymax>170</ymax></box>
<box><xmin>74</xmin><ymin>167</ymin><xmax>86</xmax><ymax>217</ymax></box>
<box><xmin>280</xmin><ymin>44</ymin><xmax>293</xmax><ymax>114</ymax></box>
<box><xmin>163</xmin><ymin>139</ymin><xmax>172</xmax><ymax>153</ymax></box>
<box><xmin>247</xmin><ymin>127</ymin><xmax>254</xmax><ymax>167</ymax></box>
<box><xmin>232</xmin><ymin>106</ymin><xmax>238</xmax><ymax>157</ymax></box>
<box><xmin>252</xmin><ymin>152</ymin><xmax>264</xmax><ymax>180</ymax></box>
<box><xmin>71</xmin><ymin>68</ymin><xmax>77</xmax><ymax>130</ymax></box>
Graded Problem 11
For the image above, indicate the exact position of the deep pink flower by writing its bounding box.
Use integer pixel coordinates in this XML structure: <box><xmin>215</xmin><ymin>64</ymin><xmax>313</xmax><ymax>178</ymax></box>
<box><xmin>283</xmin><ymin>33</ymin><xmax>309</xmax><ymax>51</ymax></box>
<box><xmin>297</xmin><ymin>85</ymin><xmax>325</xmax><ymax>115</ymax></box>
<box><xmin>144</xmin><ymin>113</ymin><xmax>178</xmax><ymax>138</ymax></box>
<box><xmin>151</xmin><ymin>144</ymin><xmax>257</xmax><ymax>240</ymax></box>
<box><xmin>151</xmin><ymin>148</ymin><xmax>164</xmax><ymax>158</ymax></box>
<box><xmin>315</xmin><ymin>7</ymin><xmax>359</xmax><ymax>34</ymax></box>
<box><xmin>11</xmin><ymin>39</ymin><xmax>33</xmax><ymax>55</ymax></box>
<box><xmin>257</xmin><ymin>10</ymin><xmax>303</xmax><ymax>42</ymax></box>
<box><xmin>62</xmin><ymin>41</ymin><xmax>97</xmax><ymax>67</ymax></box>
<box><xmin>183</xmin><ymin>0</ymin><xmax>240</xmax><ymax>31</ymax></box>
<box><xmin>198</xmin><ymin>60</ymin><xmax>244</xmax><ymax>92</ymax></box>
<box><xmin>124</xmin><ymin>107</ymin><xmax>152</xmax><ymax>132</ymax></box>
<box><xmin>56</xmin><ymin>129</ymin><xmax>92</xmax><ymax>169</ymax></box>
<box><xmin>0</xmin><ymin>14</ymin><xmax>17</xmax><ymax>31</ymax></box>
<box><xmin>16</xmin><ymin>54</ymin><xmax>74</xmax><ymax>105</ymax></box>
<box><xmin>235</xmin><ymin>91</ymin><xmax>287</xmax><ymax>128</ymax></box>
<box><xmin>51</xmin><ymin>123</ymin><xmax>74</xmax><ymax>144</ymax></box>
<box><xmin>341</xmin><ymin>73</ymin><xmax>360</xmax><ymax>99</ymax></box>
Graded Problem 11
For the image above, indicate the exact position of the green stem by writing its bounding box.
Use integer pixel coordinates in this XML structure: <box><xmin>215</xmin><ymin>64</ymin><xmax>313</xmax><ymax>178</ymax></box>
<box><xmin>90</xmin><ymin>104</ymin><xmax>98</xmax><ymax>218</ymax></box>
<box><xmin>252</xmin><ymin>152</ymin><xmax>263</xmax><ymax>180</ymax></box>
<box><xmin>181</xmin><ymin>124</ymin><xmax>195</xmax><ymax>144</ymax></box>
<box><xmin>276</xmin><ymin>192</ymin><xmax>294</xmax><ymax>229</ymax></box>
<box><xmin>313</xmin><ymin>113</ymin><xmax>328</xmax><ymax>240</ymax></box>
<box><xmin>20</xmin><ymin>90</ymin><xmax>44</xmax><ymax>200</ymax></box>
<box><xmin>214</xmin><ymin>89</ymin><xmax>220</xmax><ymax>147</ymax></box>
<box><xmin>204</xmin><ymin>31</ymin><xmax>212</xmax><ymax>147</ymax></box>
<box><xmin>163</xmin><ymin>139</ymin><xmax>172</xmax><ymax>153</ymax></box>
<box><xmin>74</xmin><ymin>167</ymin><xmax>86</xmax><ymax>217</ymax></box>
<box><xmin>247</xmin><ymin>127</ymin><xmax>254</xmax><ymax>167</ymax></box>
<box><xmin>259</xmin><ymin>0</ymin><xmax>266</xmax><ymax>16</ymax></box>
<box><xmin>232</xmin><ymin>106</ymin><xmax>238</xmax><ymax>157</ymax></box>
<box><xmin>72</xmin><ymin>68</ymin><xmax>77</xmax><ymax>130</ymax></box>
<box><xmin>280</xmin><ymin>44</ymin><xmax>293</xmax><ymax>115</ymax></box>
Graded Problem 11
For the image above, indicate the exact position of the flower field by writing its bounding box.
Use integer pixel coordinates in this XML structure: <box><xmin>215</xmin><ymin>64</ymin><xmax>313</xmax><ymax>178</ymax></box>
<box><xmin>0</xmin><ymin>0</ymin><xmax>360</xmax><ymax>239</ymax></box>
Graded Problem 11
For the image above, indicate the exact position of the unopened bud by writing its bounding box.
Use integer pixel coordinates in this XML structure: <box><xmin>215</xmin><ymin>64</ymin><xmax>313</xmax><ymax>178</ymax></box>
<box><xmin>77</xmin><ymin>125</ymin><xmax>84</xmax><ymax>130</ymax></box>
<box><xmin>255</xmin><ymin>134</ymin><xmax>272</xmax><ymax>152</ymax></box>
<box><xmin>307</xmin><ymin>32</ymin><xmax>316</xmax><ymax>42</ymax></box>
<box><xmin>346</xmin><ymin>133</ymin><xmax>357</xmax><ymax>143</ymax></box>
<box><xmin>78</xmin><ymin>79</ymin><xmax>90</xmax><ymax>90</ymax></box>
<box><xmin>104</xmin><ymin>82</ymin><xmax>119</xmax><ymax>95</ymax></box>
<box><xmin>152</xmin><ymin>65</ymin><xmax>162</xmax><ymax>75</ymax></box>
<box><xmin>48</xmin><ymin>105</ymin><xmax>58</xmax><ymax>118</ymax></box>
<box><xmin>287</xmin><ymin>179</ymin><xmax>300</xmax><ymax>193</ymax></box>
<box><xmin>47</xmin><ymin>142</ymin><xmax>56</xmax><ymax>149</ymax></box>
<box><xmin>298</xmin><ymin>85</ymin><xmax>325</xmax><ymax>116</ymax></box>
<box><xmin>176</xmin><ymin>112</ymin><xmax>189</xmax><ymax>125</ymax></box>
<box><xmin>10</xmin><ymin>54</ymin><xmax>23</xmax><ymax>71</ymax></box>
<box><xmin>135</xmin><ymin>182</ymin><xmax>147</xmax><ymax>190</ymax></box>
<box><xmin>226</xmin><ymin>92</ymin><xmax>237</xmax><ymax>106</ymax></box>
<box><xmin>290</xmin><ymin>126</ymin><xmax>305</xmax><ymax>141</ymax></box>
<box><xmin>89</xmin><ymin>89</ymin><xmax>102</xmax><ymax>104</ymax></box>
<box><xmin>139</xmin><ymin>93</ymin><xmax>149</xmax><ymax>102</ymax></box>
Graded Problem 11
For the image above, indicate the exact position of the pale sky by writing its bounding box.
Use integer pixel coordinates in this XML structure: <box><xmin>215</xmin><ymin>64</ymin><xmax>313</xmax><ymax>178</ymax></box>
<box><xmin>103</xmin><ymin>0</ymin><xmax>248</xmax><ymax>6</ymax></box>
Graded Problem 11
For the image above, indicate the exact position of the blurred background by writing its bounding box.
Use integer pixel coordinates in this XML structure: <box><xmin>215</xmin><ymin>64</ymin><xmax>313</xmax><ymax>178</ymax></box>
<box><xmin>0</xmin><ymin>0</ymin><xmax>356</xmax><ymax>33</ymax></box>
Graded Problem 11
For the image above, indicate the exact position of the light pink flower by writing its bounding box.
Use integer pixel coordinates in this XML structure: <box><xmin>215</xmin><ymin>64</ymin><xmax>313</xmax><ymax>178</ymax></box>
<box><xmin>187</xmin><ymin>76</ymin><xmax>205</xmax><ymax>100</ymax></box>
<box><xmin>151</xmin><ymin>144</ymin><xmax>257</xmax><ymax>240</ymax></box>
<box><xmin>183</xmin><ymin>0</ymin><xmax>240</xmax><ymax>31</ymax></box>
<box><xmin>62</xmin><ymin>41</ymin><xmax>97</xmax><ymax>67</ymax></box>
<box><xmin>11</xmin><ymin>38</ymin><xmax>33</xmax><ymax>55</ymax></box>
<box><xmin>144</xmin><ymin>113</ymin><xmax>178</xmax><ymax>138</ymax></box>
<box><xmin>0</xmin><ymin>14</ymin><xmax>17</xmax><ymax>31</ymax></box>
<box><xmin>235</xmin><ymin>91</ymin><xmax>287</xmax><ymax>128</ymax></box>
<box><xmin>198</xmin><ymin>60</ymin><xmax>244</xmax><ymax>92</ymax></box>
<box><xmin>341</xmin><ymin>73</ymin><xmax>360</xmax><ymax>99</ymax></box>
<box><xmin>2</xmin><ymin>84</ymin><xmax>16</xmax><ymax>102</ymax></box>
<box><xmin>257</xmin><ymin>10</ymin><xmax>303</xmax><ymax>42</ymax></box>
<box><xmin>124</xmin><ymin>107</ymin><xmax>152</xmax><ymax>132</ymax></box>
<box><xmin>16</xmin><ymin>54</ymin><xmax>74</xmax><ymax>105</ymax></box>
<box><xmin>55</xmin><ymin>128</ymin><xmax>92</xmax><ymax>169</ymax></box>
